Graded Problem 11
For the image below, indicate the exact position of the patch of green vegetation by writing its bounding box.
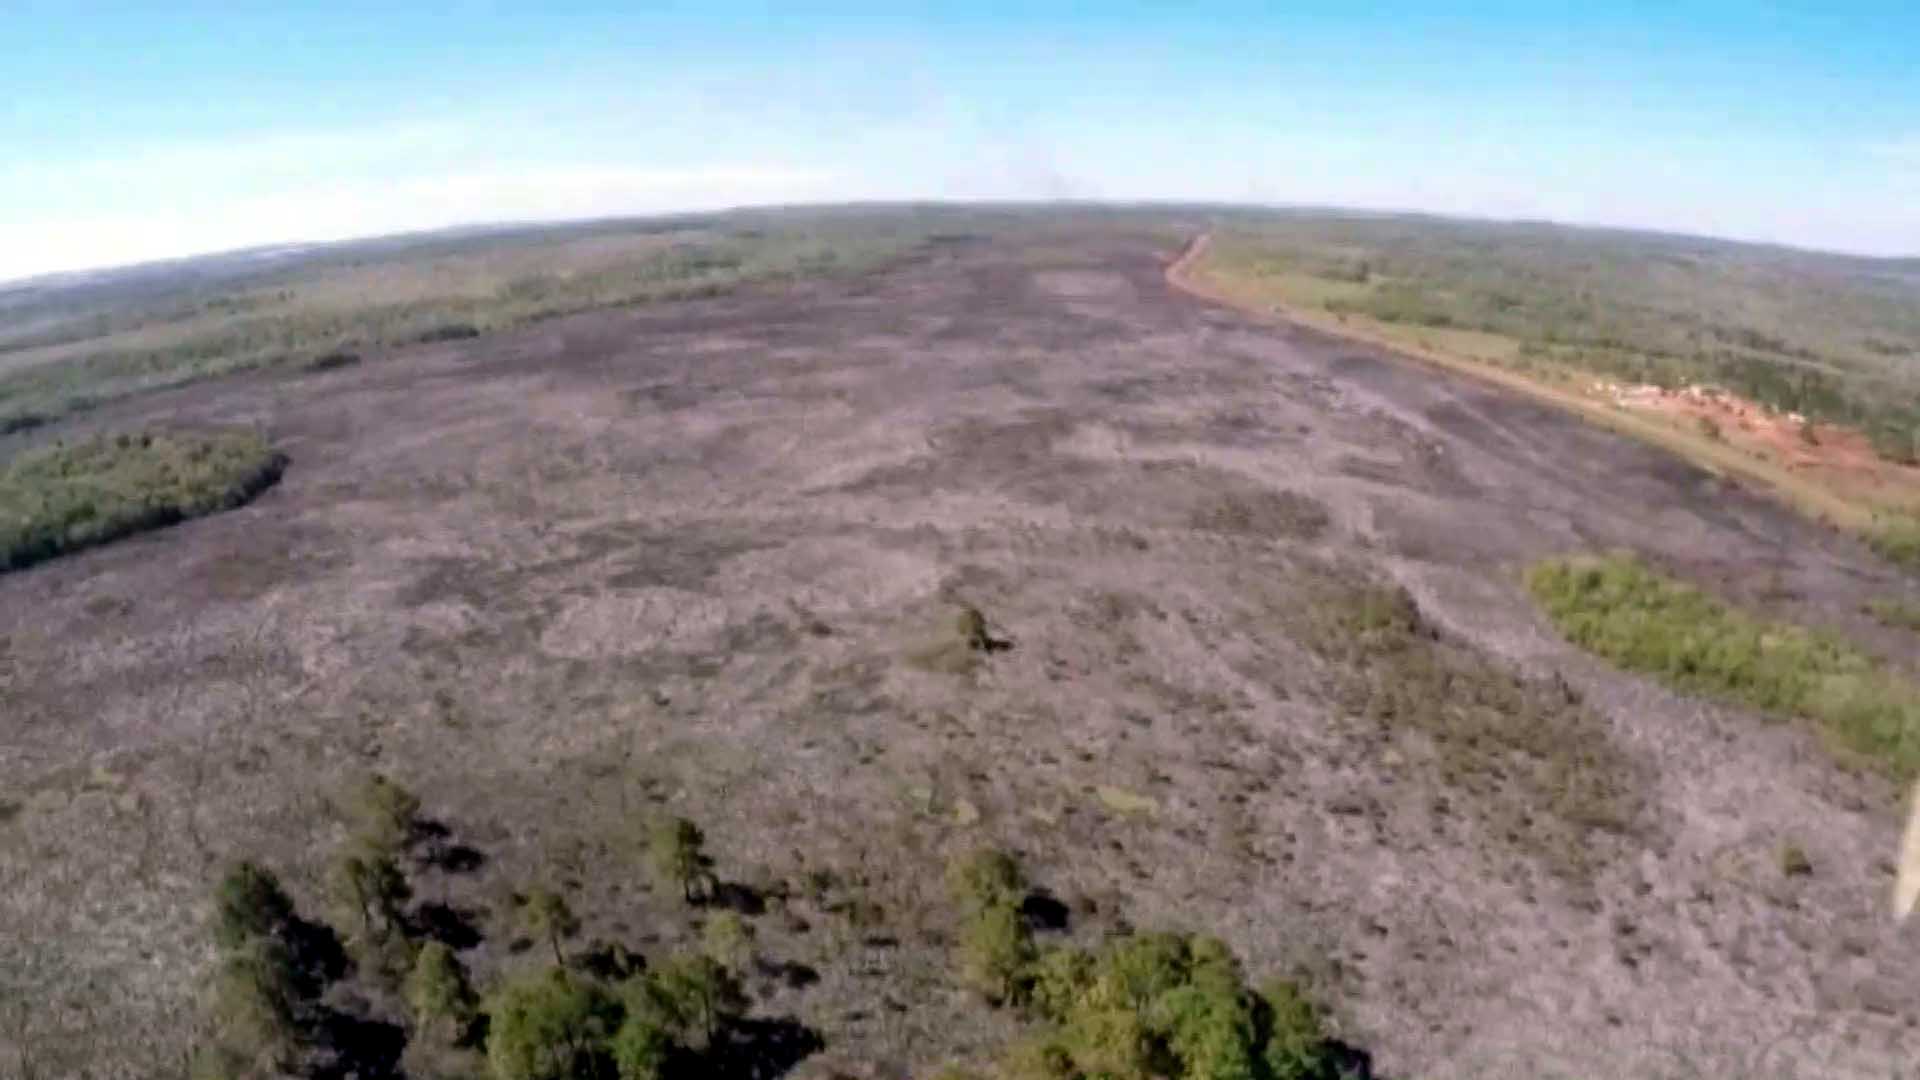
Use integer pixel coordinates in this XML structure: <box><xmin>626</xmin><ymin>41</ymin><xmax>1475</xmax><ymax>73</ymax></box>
<box><xmin>1209</xmin><ymin>216</ymin><xmax>1920</xmax><ymax>464</ymax></box>
<box><xmin>0</xmin><ymin>429</ymin><xmax>286</xmax><ymax>572</ymax></box>
<box><xmin>1297</xmin><ymin>577</ymin><xmax>1647</xmax><ymax>883</ymax></box>
<box><xmin>1526</xmin><ymin>552</ymin><xmax>1920</xmax><ymax>777</ymax></box>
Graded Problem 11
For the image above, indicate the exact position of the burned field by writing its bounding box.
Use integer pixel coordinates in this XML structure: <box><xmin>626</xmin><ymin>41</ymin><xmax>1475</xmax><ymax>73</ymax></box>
<box><xmin>4</xmin><ymin>219</ymin><xmax>1920</xmax><ymax>1079</ymax></box>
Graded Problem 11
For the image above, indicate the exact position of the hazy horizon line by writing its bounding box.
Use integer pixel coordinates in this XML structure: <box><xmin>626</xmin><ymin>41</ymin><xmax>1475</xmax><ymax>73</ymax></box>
<box><xmin>7</xmin><ymin>196</ymin><xmax>1915</xmax><ymax>292</ymax></box>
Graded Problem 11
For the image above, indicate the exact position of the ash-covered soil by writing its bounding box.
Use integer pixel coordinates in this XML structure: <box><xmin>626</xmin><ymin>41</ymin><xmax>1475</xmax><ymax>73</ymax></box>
<box><xmin>3</xmin><ymin>224</ymin><xmax>1916</xmax><ymax>1079</ymax></box>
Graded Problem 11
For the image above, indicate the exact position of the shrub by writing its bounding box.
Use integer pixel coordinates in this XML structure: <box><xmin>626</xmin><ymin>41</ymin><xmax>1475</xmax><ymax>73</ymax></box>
<box><xmin>0</xmin><ymin>428</ymin><xmax>286</xmax><ymax>572</ymax></box>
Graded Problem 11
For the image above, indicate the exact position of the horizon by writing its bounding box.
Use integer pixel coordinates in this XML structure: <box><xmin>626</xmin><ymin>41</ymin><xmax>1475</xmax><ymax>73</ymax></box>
<box><xmin>8</xmin><ymin>197</ymin><xmax>1919</xmax><ymax>292</ymax></box>
<box><xmin>5</xmin><ymin>3</ymin><xmax>1919</xmax><ymax>282</ymax></box>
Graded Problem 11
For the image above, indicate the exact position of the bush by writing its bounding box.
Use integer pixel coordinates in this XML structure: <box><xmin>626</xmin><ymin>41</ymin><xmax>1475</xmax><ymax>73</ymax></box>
<box><xmin>1526</xmin><ymin>552</ymin><xmax>1920</xmax><ymax>776</ymax></box>
<box><xmin>0</xmin><ymin>428</ymin><xmax>286</xmax><ymax>572</ymax></box>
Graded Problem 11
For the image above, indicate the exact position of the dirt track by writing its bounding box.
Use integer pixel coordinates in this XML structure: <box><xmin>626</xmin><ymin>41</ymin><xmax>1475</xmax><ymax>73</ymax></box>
<box><xmin>5</xmin><ymin>224</ymin><xmax>1920</xmax><ymax>1078</ymax></box>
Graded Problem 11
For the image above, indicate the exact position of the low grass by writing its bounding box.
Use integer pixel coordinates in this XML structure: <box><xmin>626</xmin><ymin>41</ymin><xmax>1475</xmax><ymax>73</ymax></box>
<box><xmin>0</xmin><ymin>429</ymin><xmax>286</xmax><ymax>572</ymax></box>
<box><xmin>1526</xmin><ymin>552</ymin><xmax>1920</xmax><ymax>778</ymax></box>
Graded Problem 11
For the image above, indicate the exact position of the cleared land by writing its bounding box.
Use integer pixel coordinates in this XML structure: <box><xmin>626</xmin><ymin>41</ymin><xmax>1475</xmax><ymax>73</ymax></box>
<box><xmin>5</xmin><ymin>211</ymin><xmax>1920</xmax><ymax>1079</ymax></box>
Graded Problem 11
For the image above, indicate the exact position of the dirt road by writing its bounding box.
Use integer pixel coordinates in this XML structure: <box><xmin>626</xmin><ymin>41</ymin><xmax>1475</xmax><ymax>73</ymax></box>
<box><xmin>4</xmin><ymin>223</ymin><xmax>1917</xmax><ymax>1078</ymax></box>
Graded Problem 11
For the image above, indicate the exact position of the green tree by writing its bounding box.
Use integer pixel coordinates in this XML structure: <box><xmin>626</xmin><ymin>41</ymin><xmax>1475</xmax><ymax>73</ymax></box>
<box><xmin>342</xmin><ymin>773</ymin><xmax>421</xmax><ymax>855</ymax></box>
<box><xmin>1161</xmin><ymin>984</ymin><xmax>1260</xmax><ymax>1080</ymax></box>
<box><xmin>405</xmin><ymin>942</ymin><xmax>475</xmax><ymax>1041</ymax></box>
<box><xmin>328</xmin><ymin>845</ymin><xmax>411</xmax><ymax>941</ymax></box>
<box><xmin>609</xmin><ymin>1014</ymin><xmax>673</xmax><ymax>1080</ymax></box>
<box><xmin>520</xmin><ymin>888</ymin><xmax>581</xmax><ymax>967</ymax></box>
<box><xmin>628</xmin><ymin>953</ymin><xmax>743</xmax><ymax>1051</ymax></box>
<box><xmin>1257</xmin><ymin>981</ymin><xmax>1334</xmax><ymax>1080</ymax></box>
<box><xmin>1026</xmin><ymin>944</ymin><xmax>1096</xmax><ymax>1023</ymax></box>
<box><xmin>205</xmin><ymin>939</ymin><xmax>301</xmax><ymax>1068</ymax></box>
<box><xmin>945</xmin><ymin>846</ymin><xmax>1025</xmax><ymax>913</ymax></box>
<box><xmin>646</xmin><ymin>817</ymin><xmax>706</xmax><ymax>904</ymax></box>
<box><xmin>1089</xmin><ymin>932</ymin><xmax>1191</xmax><ymax>1013</ymax></box>
<box><xmin>483</xmin><ymin>969</ymin><xmax>617</xmax><ymax>1080</ymax></box>
<box><xmin>957</xmin><ymin>903</ymin><xmax>1034</xmax><ymax>1005</ymax></box>
<box><xmin>211</xmin><ymin>862</ymin><xmax>294</xmax><ymax>949</ymax></box>
<box><xmin>701</xmin><ymin>911</ymin><xmax>754</xmax><ymax>974</ymax></box>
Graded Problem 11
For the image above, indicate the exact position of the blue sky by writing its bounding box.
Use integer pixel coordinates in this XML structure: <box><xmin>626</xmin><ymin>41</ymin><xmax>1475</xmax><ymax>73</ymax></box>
<box><xmin>2</xmin><ymin>2</ymin><xmax>1918</xmax><ymax>280</ymax></box>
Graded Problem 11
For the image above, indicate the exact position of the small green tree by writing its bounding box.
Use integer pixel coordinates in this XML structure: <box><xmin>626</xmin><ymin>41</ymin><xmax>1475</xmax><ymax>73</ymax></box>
<box><xmin>342</xmin><ymin>773</ymin><xmax>421</xmax><ymax>855</ymax></box>
<box><xmin>957</xmin><ymin>903</ymin><xmax>1034</xmax><ymax>1005</ymax></box>
<box><xmin>945</xmin><ymin>847</ymin><xmax>1025</xmax><ymax>914</ymax></box>
<box><xmin>609</xmin><ymin>1014</ymin><xmax>673</xmax><ymax>1080</ymax></box>
<box><xmin>405</xmin><ymin>942</ymin><xmax>475</xmax><ymax>1042</ymax></box>
<box><xmin>646</xmin><ymin>817</ymin><xmax>706</xmax><ymax>903</ymax></box>
<box><xmin>1162</xmin><ymin>983</ymin><xmax>1261</xmax><ymax>1080</ymax></box>
<box><xmin>328</xmin><ymin>845</ymin><xmax>411</xmax><ymax>941</ymax></box>
<box><xmin>1257</xmin><ymin>980</ymin><xmax>1334</xmax><ymax>1080</ymax></box>
<box><xmin>629</xmin><ymin>953</ymin><xmax>743</xmax><ymax>1051</ymax></box>
<box><xmin>483</xmin><ymin>969</ymin><xmax>617</xmax><ymax>1080</ymax></box>
<box><xmin>520</xmin><ymin>888</ymin><xmax>581</xmax><ymax>967</ymax></box>
<box><xmin>205</xmin><ymin>939</ymin><xmax>301</xmax><ymax>1068</ymax></box>
<box><xmin>701</xmin><ymin>911</ymin><xmax>754</xmax><ymax>974</ymax></box>
<box><xmin>1027</xmin><ymin>944</ymin><xmax>1096</xmax><ymax>1023</ymax></box>
<box><xmin>211</xmin><ymin>862</ymin><xmax>294</xmax><ymax>949</ymax></box>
